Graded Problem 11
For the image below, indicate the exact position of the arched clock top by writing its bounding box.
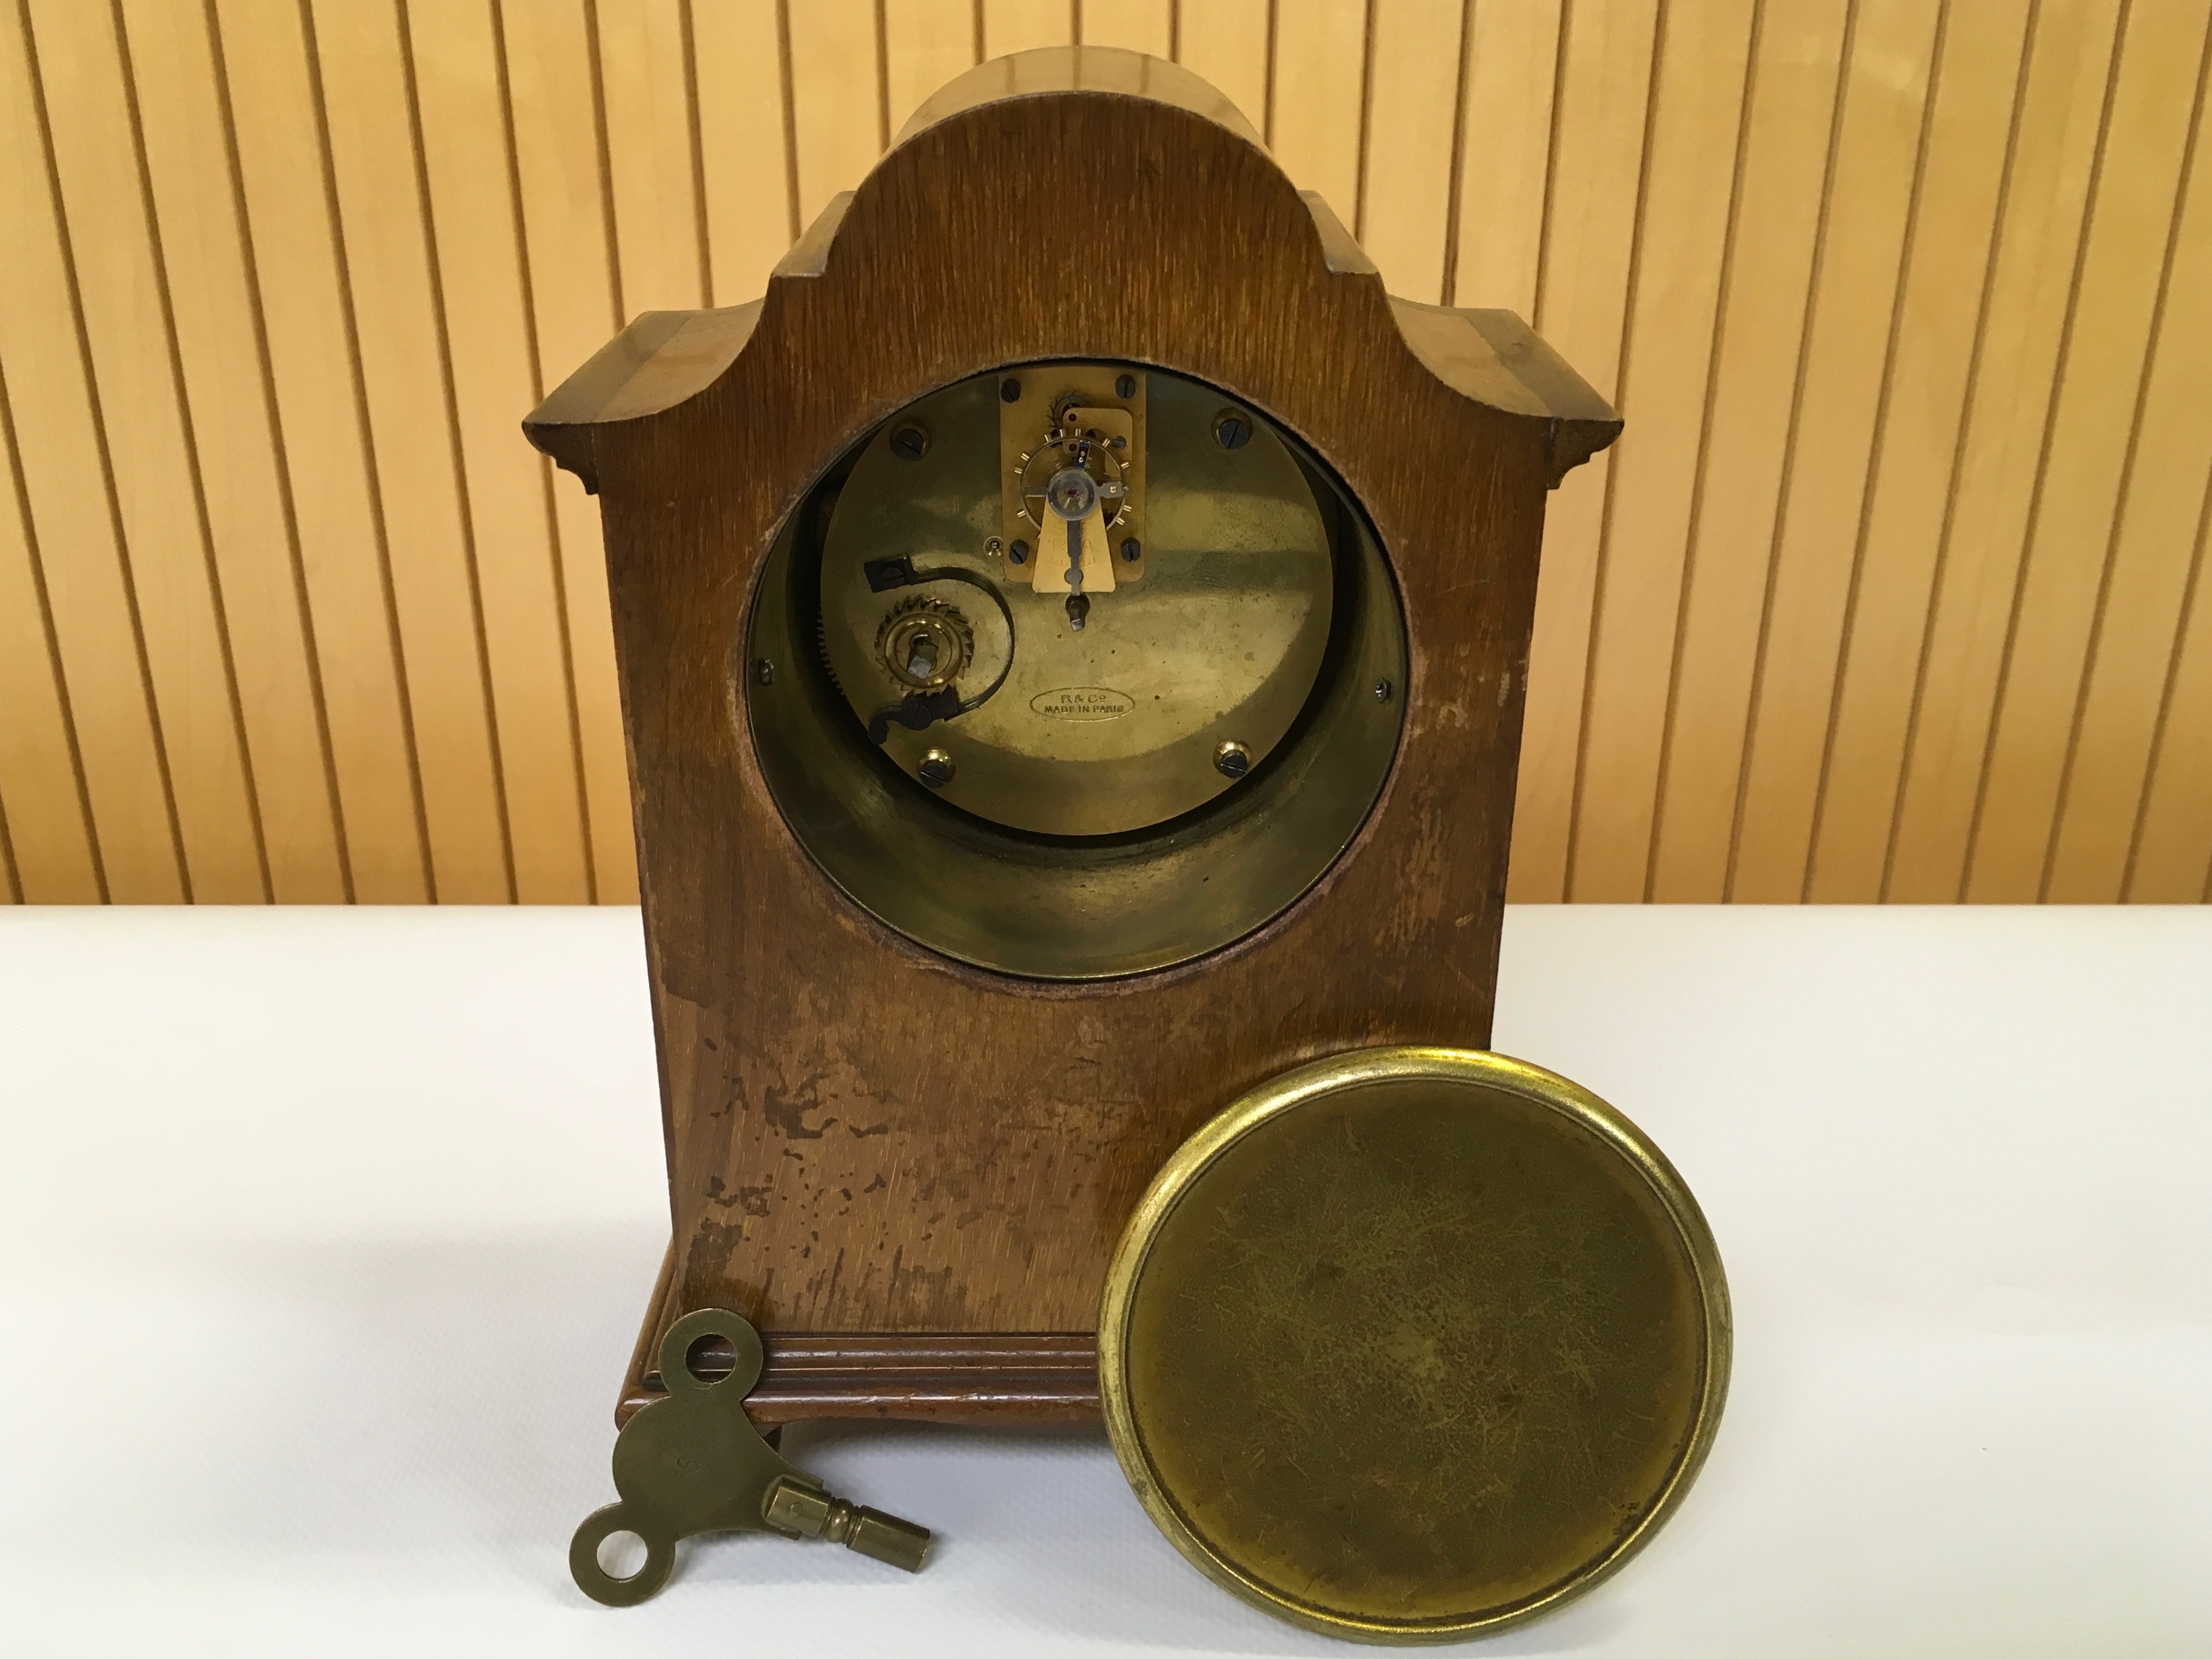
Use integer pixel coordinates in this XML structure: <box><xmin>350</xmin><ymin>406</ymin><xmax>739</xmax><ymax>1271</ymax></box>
<box><xmin>524</xmin><ymin>46</ymin><xmax>1616</xmax><ymax>501</ymax></box>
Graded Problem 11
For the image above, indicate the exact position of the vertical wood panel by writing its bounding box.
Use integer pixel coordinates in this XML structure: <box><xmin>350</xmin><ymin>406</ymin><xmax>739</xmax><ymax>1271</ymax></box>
<box><xmin>1728</xmin><ymin>0</ymin><xmax>1941</xmax><ymax>902</ymax></box>
<box><xmin>884</xmin><ymin>0</ymin><xmax>978</xmax><ymax>139</ymax></box>
<box><xmin>1566</xmin><ymin>0</ymin><xmax>1757</xmax><ymax>901</ymax></box>
<box><xmin>1</xmin><ymin>0</ymin><xmax>184</xmax><ymax>901</ymax></box>
<box><xmin>1646</xmin><ymin>0</ymin><xmax>1850</xmax><ymax>901</ymax></box>
<box><xmin>8</xmin><ymin>1</ymin><xmax>2211</xmax><ymax>906</ymax></box>
<box><xmin>0</xmin><ymin>358</ymin><xmax>104</xmax><ymax>902</ymax></box>
<box><xmin>2126</xmin><ymin>465</ymin><xmax>2212</xmax><ymax>900</ymax></box>
<box><xmin>2045</xmin><ymin>22</ymin><xmax>2212</xmax><ymax>902</ymax></box>
<box><xmin>696</xmin><ymin>2</ymin><xmax>790</xmax><ymax>300</ymax></box>
<box><xmin>215</xmin><ymin>0</ymin><xmax>430</xmax><ymax>902</ymax></box>
<box><xmin>1080</xmin><ymin>0</ymin><xmax>1170</xmax><ymax>56</ymax></box>
<box><xmin>1268</xmin><ymin>0</ymin><xmax>1367</xmax><ymax>219</ymax></box>
<box><xmin>410</xmin><ymin>0</ymin><xmax>594</xmax><ymax>902</ymax></box>
<box><xmin>596</xmin><ymin>0</ymin><xmax>704</xmax><ymax>314</ymax></box>
<box><xmin>786</xmin><ymin>0</ymin><xmax>879</xmax><ymax>226</ymax></box>
<box><xmin>2113</xmin><ymin>50</ymin><xmax>2212</xmax><ymax>905</ymax></box>
<box><xmin>0</xmin><ymin>764</ymin><xmax>19</xmax><ymax>901</ymax></box>
<box><xmin>503</xmin><ymin>0</ymin><xmax>637</xmax><ymax>904</ymax></box>
<box><xmin>311</xmin><ymin>0</ymin><xmax>513</xmax><ymax>902</ymax></box>
<box><xmin>1449</xmin><ymin>0</ymin><xmax>1561</xmax><ymax>314</ymax></box>
<box><xmin>1965</xmin><ymin>0</ymin><xmax>2211</xmax><ymax>901</ymax></box>
<box><xmin>29</xmin><ymin>0</ymin><xmax>267</xmax><ymax>902</ymax></box>
<box><xmin>1175</xmin><ymin>0</ymin><xmax>1271</xmax><ymax>132</ymax></box>
<box><xmin>1507</xmin><ymin>0</ymin><xmax>1661</xmax><ymax>901</ymax></box>
<box><xmin>1805</xmin><ymin>0</ymin><xmax>2036</xmax><ymax>902</ymax></box>
<box><xmin>980</xmin><ymin>0</ymin><xmax>1068</xmax><ymax>60</ymax></box>
<box><xmin>120</xmin><ymin>0</ymin><xmax>349</xmax><ymax>902</ymax></box>
<box><xmin>1885</xmin><ymin>0</ymin><xmax>2126</xmax><ymax>901</ymax></box>
<box><xmin>1359</xmin><ymin>0</ymin><xmax>1466</xmax><ymax>303</ymax></box>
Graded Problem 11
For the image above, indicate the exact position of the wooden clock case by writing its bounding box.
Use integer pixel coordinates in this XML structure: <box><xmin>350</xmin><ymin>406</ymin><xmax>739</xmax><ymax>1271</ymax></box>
<box><xmin>523</xmin><ymin>47</ymin><xmax>1618</xmax><ymax>1427</ymax></box>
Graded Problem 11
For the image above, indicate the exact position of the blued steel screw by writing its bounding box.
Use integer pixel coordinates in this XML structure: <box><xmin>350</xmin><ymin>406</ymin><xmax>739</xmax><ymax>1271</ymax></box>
<box><xmin>1000</xmin><ymin>376</ymin><xmax>1022</xmax><ymax>403</ymax></box>
<box><xmin>1115</xmin><ymin>374</ymin><xmax>1136</xmax><ymax>398</ymax></box>
<box><xmin>1214</xmin><ymin>410</ymin><xmax>1252</xmax><ymax>451</ymax></box>
<box><xmin>1008</xmin><ymin>540</ymin><xmax>1029</xmax><ymax>565</ymax></box>
<box><xmin>889</xmin><ymin>425</ymin><xmax>929</xmax><ymax>461</ymax></box>
<box><xmin>1121</xmin><ymin>538</ymin><xmax>1142</xmax><ymax>562</ymax></box>
<box><xmin>918</xmin><ymin>750</ymin><xmax>955</xmax><ymax>788</ymax></box>
<box><xmin>1214</xmin><ymin>741</ymin><xmax>1251</xmax><ymax>778</ymax></box>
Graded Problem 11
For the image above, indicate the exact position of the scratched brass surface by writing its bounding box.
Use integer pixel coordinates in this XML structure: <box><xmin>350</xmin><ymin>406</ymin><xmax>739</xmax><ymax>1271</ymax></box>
<box><xmin>1099</xmin><ymin>1048</ymin><xmax>1730</xmax><ymax>1643</ymax></box>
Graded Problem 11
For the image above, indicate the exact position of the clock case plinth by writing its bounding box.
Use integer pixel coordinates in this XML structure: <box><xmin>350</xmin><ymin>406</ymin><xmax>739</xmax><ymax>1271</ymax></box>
<box><xmin>523</xmin><ymin>46</ymin><xmax>1619</xmax><ymax>1429</ymax></box>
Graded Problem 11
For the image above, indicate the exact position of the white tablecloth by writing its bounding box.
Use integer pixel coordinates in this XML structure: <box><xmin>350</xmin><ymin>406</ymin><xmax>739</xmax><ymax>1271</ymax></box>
<box><xmin>2</xmin><ymin>904</ymin><xmax>2207</xmax><ymax>1656</ymax></box>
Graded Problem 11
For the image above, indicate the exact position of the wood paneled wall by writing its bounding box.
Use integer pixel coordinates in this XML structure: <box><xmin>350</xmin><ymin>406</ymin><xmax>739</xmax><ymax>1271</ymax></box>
<box><xmin>3</xmin><ymin>0</ymin><xmax>2209</xmax><ymax>907</ymax></box>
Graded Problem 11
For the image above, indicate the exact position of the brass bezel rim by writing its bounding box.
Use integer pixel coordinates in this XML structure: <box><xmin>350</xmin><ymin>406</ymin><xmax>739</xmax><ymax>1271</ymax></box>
<box><xmin>1096</xmin><ymin>1045</ymin><xmax>1733</xmax><ymax>1645</ymax></box>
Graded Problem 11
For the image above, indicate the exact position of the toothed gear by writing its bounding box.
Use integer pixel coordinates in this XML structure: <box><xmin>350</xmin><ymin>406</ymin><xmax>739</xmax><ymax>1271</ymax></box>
<box><xmin>875</xmin><ymin>595</ymin><xmax>974</xmax><ymax>691</ymax></box>
<box><xmin>815</xmin><ymin>614</ymin><xmax>844</xmax><ymax>696</ymax></box>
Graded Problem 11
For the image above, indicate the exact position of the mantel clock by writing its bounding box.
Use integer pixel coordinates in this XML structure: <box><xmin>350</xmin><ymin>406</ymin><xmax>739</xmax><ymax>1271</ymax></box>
<box><xmin>531</xmin><ymin>47</ymin><xmax>1727</xmax><ymax>1643</ymax></box>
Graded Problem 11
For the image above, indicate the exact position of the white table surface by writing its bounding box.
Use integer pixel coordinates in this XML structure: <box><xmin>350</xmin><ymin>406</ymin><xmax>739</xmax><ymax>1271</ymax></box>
<box><xmin>1</xmin><ymin>904</ymin><xmax>2207</xmax><ymax>1657</ymax></box>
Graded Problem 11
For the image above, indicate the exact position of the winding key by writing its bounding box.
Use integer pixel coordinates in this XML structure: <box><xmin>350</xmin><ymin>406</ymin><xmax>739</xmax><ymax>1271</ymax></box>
<box><xmin>569</xmin><ymin>1308</ymin><xmax>932</xmax><ymax>1605</ymax></box>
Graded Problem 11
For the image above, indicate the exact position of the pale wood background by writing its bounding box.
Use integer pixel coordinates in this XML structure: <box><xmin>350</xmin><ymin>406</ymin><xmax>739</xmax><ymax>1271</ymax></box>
<box><xmin>3</xmin><ymin>0</ymin><xmax>2209</xmax><ymax>908</ymax></box>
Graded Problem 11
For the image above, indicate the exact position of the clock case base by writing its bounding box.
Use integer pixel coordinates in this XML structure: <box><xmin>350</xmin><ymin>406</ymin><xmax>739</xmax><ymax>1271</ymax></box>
<box><xmin>614</xmin><ymin>1248</ymin><xmax>1099</xmax><ymax>1428</ymax></box>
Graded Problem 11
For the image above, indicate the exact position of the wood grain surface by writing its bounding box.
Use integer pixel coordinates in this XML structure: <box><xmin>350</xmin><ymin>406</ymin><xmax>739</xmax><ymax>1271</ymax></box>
<box><xmin>7</xmin><ymin>1</ymin><xmax>2209</xmax><ymax>910</ymax></box>
<box><xmin>530</xmin><ymin>49</ymin><xmax>1613</xmax><ymax>1383</ymax></box>
<box><xmin>612</xmin><ymin>1253</ymin><xmax>1104</xmax><ymax>1427</ymax></box>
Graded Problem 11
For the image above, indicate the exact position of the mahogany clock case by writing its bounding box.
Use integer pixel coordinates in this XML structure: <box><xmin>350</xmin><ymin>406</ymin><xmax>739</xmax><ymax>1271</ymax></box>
<box><xmin>523</xmin><ymin>47</ymin><xmax>1620</xmax><ymax>1426</ymax></box>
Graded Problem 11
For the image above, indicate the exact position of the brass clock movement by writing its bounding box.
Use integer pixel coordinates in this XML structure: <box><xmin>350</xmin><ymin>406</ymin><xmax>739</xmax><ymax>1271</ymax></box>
<box><xmin>529</xmin><ymin>46</ymin><xmax>1725</xmax><ymax>1641</ymax></box>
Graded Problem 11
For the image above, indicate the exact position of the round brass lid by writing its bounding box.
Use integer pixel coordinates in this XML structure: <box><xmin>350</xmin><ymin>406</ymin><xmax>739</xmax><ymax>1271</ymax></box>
<box><xmin>1098</xmin><ymin>1047</ymin><xmax>1730</xmax><ymax>1644</ymax></box>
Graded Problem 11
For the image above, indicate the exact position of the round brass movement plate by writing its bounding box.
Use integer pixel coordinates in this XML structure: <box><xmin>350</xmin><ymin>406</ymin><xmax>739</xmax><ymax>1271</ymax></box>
<box><xmin>1099</xmin><ymin>1047</ymin><xmax>1731</xmax><ymax>1644</ymax></box>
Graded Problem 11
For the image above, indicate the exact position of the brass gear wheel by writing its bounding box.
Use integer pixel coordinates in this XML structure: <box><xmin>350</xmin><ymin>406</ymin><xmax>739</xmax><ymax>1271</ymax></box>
<box><xmin>875</xmin><ymin>595</ymin><xmax>974</xmax><ymax>691</ymax></box>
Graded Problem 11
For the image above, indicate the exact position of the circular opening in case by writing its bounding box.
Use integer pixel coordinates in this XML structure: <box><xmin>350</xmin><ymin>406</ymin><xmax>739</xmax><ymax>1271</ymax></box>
<box><xmin>744</xmin><ymin>362</ymin><xmax>1407</xmax><ymax>980</ymax></box>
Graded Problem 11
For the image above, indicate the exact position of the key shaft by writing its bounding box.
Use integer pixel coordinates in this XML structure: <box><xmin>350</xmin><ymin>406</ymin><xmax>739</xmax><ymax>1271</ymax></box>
<box><xmin>763</xmin><ymin>1476</ymin><xmax>932</xmax><ymax>1573</ymax></box>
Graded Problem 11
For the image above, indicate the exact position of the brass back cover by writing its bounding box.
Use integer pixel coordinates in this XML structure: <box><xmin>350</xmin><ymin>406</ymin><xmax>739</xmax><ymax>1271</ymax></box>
<box><xmin>1099</xmin><ymin>1047</ymin><xmax>1730</xmax><ymax>1643</ymax></box>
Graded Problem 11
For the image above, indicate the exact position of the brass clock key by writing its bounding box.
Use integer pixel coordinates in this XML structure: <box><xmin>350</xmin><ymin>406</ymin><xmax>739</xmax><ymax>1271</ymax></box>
<box><xmin>568</xmin><ymin>1308</ymin><xmax>931</xmax><ymax>1605</ymax></box>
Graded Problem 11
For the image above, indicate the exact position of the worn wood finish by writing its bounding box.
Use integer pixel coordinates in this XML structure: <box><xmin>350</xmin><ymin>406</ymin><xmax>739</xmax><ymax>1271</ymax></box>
<box><xmin>614</xmin><ymin>1252</ymin><xmax>1102</xmax><ymax>1427</ymax></box>
<box><xmin>530</xmin><ymin>47</ymin><xmax>1616</xmax><ymax>1418</ymax></box>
